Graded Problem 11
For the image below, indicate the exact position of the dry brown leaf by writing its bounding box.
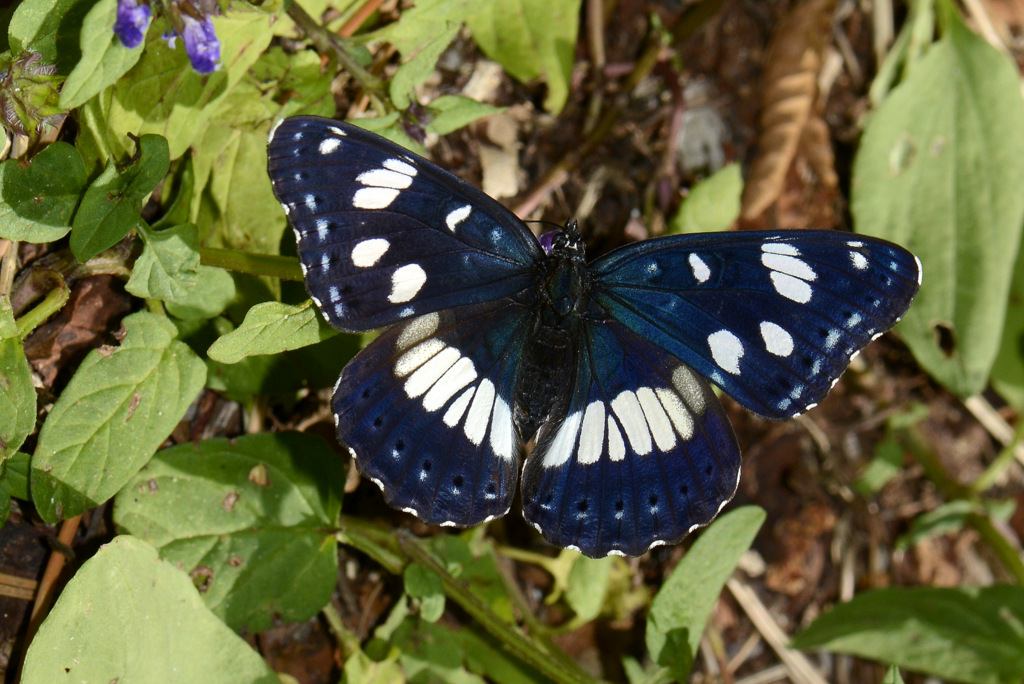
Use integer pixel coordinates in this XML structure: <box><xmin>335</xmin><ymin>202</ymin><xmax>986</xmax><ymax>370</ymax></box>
<box><xmin>480</xmin><ymin>111</ymin><xmax>524</xmax><ymax>200</ymax></box>
<box><xmin>741</xmin><ymin>0</ymin><xmax>837</xmax><ymax>221</ymax></box>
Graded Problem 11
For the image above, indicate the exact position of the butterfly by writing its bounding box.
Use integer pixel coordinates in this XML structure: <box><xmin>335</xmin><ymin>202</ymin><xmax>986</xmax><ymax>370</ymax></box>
<box><xmin>266</xmin><ymin>115</ymin><xmax>921</xmax><ymax>558</ymax></box>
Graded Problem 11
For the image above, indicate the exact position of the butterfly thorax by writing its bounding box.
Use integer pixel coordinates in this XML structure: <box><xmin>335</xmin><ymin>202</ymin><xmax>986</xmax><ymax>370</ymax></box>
<box><xmin>515</xmin><ymin>221</ymin><xmax>590</xmax><ymax>439</ymax></box>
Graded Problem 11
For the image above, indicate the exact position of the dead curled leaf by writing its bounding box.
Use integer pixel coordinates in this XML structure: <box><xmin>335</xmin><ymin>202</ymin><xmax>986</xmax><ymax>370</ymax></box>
<box><xmin>741</xmin><ymin>0</ymin><xmax>839</xmax><ymax>221</ymax></box>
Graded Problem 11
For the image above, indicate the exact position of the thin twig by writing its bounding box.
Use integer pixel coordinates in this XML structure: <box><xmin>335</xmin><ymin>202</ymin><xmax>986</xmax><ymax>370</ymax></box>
<box><xmin>726</xmin><ymin>576</ymin><xmax>829</xmax><ymax>684</ymax></box>
<box><xmin>963</xmin><ymin>394</ymin><xmax>1024</xmax><ymax>470</ymax></box>
<box><xmin>339</xmin><ymin>0</ymin><xmax>389</xmax><ymax>38</ymax></box>
<box><xmin>24</xmin><ymin>515</ymin><xmax>83</xmax><ymax>646</ymax></box>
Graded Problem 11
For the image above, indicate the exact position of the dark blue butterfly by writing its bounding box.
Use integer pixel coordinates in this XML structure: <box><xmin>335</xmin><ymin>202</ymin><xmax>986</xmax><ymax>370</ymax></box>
<box><xmin>267</xmin><ymin>116</ymin><xmax>921</xmax><ymax>558</ymax></box>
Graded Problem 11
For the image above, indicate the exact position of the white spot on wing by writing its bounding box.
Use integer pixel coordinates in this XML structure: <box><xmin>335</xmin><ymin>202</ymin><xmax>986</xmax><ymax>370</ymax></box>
<box><xmin>770</xmin><ymin>272</ymin><xmax>812</xmax><ymax>303</ymax></box>
<box><xmin>761</xmin><ymin>242</ymin><xmax>800</xmax><ymax>256</ymax></box>
<box><xmin>443</xmin><ymin>387</ymin><xmax>475</xmax><ymax>427</ymax></box>
<box><xmin>577</xmin><ymin>401</ymin><xmax>606</xmax><ymax>465</ymax></box>
<box><xmin>446</xmin><ymin>205</ymin><xmax>472</xmax><ymax>232</ymax></box>
<box><xmin>464</xmin><ymin>379</ymin><xmax>495</xmax><ymax>445</ymax></box>
<box><xmin>544</xmin><ymin>410</ymin><xmax>582</xmax><ymax>467</ymax></box>
<box><xmin>404</xmin><ymin>346</ymin><xmax>460</xmax><ymax>398</ymax></box>
<box><xmin>316</xmin><ymin>218</ymin><xmax>329</xmax><ymax>241</ymax></box>
<box><xmin>490</xmin><ymin>394</ymin><xmax>515</xmax><ymax>460</ymax></box>
<box><xmin>824</xmin><ymin>328</ymin><xmax>841</xmax><ymax>350</ymax></box>
<box><xmin>636</xmin><ymin>387</ymin><xmax>676</xmax><ymax>451</ymax></box>
<box><xmin>689</xmin><ymin>253</ymin><xmax>711</xmax><ymax>283</ymax></box>
<box><xmin>611</xmin><ymin>391</ymin><xmax>652</xmax><ymax>455</ymax></box>
<box><xmin>388</xmin><ymin>264</ymin><xmax>427</xmax><ymax>303</ymax></box>
<box><xmin>850</xmin><ymin>251</ymin><xmax>868</xmax><ymax>270</ymax></box>
<box><xmin>655</xmin><ymin>388</ymin><xmax>693</xmax><ymax>440</ymax></box>
<box><xmin>396</xmin><ymin>312</ymin><xmax>440</xmax><ymax>350</ymax></box>
<box><xmin>760</xmin><ymin>321</ymin><xmax>794</xmax><ymax>357</ymax></box>
<box><xmin>353</xmin><ymin>187</ymin><xmax>399</xmax><ymax>209</ymax></box>
<box><xmin>606</xmin><ymin>417</ymin><xmax>626</xmax><ymax>461</ymax></box>
<box><xmin>356</xmin><ymin>168</ymin><xmax>414</xmax><ymax>190</ymax></box>
<box><xmin>761</xmin><ymin>253</ymin><xmax>816</xmax><ymax>281</ymax></box>
<box><xmin>328</xmin><ymin>126</ymin><xmax>346</xmax><ymax>137</ymax></box>
<box><xmin>422</xmin><ymin>356</ymin><xmax>477</xmax><ymax>411</ymax></box>
<box><xmin>395</xmin><ymin>338</ymin><xmax>444</xmax><ymax>377</ymax></box>
<box><xmin>672</xmin><ymin>366</ymin><xmax>705</xmax><ymax>414</ymax></box>
<box><xmin>708</xmin><ymin>329</ymin><xmax>744</xmax><ymax>374</ymax></box>
<box><xmin>383</xmin><ymin>158</ymin><xmax>417</xmax><ymax>176</ymax></box>
<box><xmin>319</xmin><ymin>138</ymin><xmax>341</xmax><ymax>155</ymax></box>
<box><xmin>351</xmin><ymin>238</ymin><xmax>390</xmax><ymax>267</ymax></box>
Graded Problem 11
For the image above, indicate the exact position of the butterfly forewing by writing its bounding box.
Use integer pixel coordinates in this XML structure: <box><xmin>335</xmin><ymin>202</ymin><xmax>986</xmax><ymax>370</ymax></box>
<box><xmin>333</xmin><ymin>299</ymin><xmax>535</xmax><ymax>526</ymax></box>
<box><xmin>591</xmin><ymin>231</ymin><xmax>921</xmax><ymax>420</ymax></box>
<box><xmin>267</xmin><ymin>116</ymin><xmax>543</xmax><ymax>331</ymax></box>
<box><xmin>522</xmin><ymin>319</ymin><xmax>741</xmax><ymax>558</ymax></box>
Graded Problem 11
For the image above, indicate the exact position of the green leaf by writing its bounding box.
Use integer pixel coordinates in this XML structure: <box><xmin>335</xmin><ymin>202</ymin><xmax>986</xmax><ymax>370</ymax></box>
<box><xmin>191</xmin><ymin>125</ymin><xmax>287</xmax><ymax>257</ymax></box>
<box><xmin>341</xmin><ymin>649</ymin><xmax>405</xmax><ymax>684</ymax></box>
<box><xmin>0</xmin><ymin>141</ymin><xmax>87</xmax><ymax>242</ymax></box>
<box><xmin>0</xmin><ymin>483</ymin><xmax>9</xmax><ymax>525</ymax></box>
<box><xmin>389</xmin><ymin>618</ymin><xmax>487</xmax><ymax>684</ymax></box>
<box><xmin>8</xmin><ymin>0</ymin><xmax>91</xmax><ymax>64</ymax></box>
<box><xmin>883</xmin><ymin>664</ymin><xmax>906</xmax><ymax>684</ymax></box>
<box><xmin>0</xmin><ymin>295</ymin><xmax>17</xmax><ymax>339</ymax></box>
<box><xmin>895</xmin><ymin>500</ymin><xmax>974</xmax><ymax>551</ymax></box>
<box><xmin>431</xmin><ymin>536</ymin><xmax>513</xmax><ymax>622</ymax></box>
<box><xmin>404</xmin><ymin>563</ymin><xmax>446</xmax><ymax>623</ymax></box>
<box><xmin>370</xmin><ymin>0</ymin><xmax>473</xmax><ymax>56</ymax></box>
<box><xmin>70</xmin><ymin>134</ymin><xmax>170</xmax><ymax>262</ymax></box>
<box><xmin>21</xmin><ymin>536</ymin><xmax>278</xmax><ymax>684</ymax></box>
<box><xmin>125</xmin><ymin>223</ymin><xmax>200</xmax><ymax>303</ymax></box>
<box><xmin>1</xmin><ymin>451</ymin><xmax>30</xmax><ymax>501</ymax></box>
<box><xmin>851</xmin><ymin>12</ymin><xmax>1024</xmax><ymax>396</ymax></box>
<box><xmin>114</xmin><ymin>433</ymin><xmax>342</xmax><ymax>632</ymax></box>
<box><xmin>668</xmin><ymin>164</ymin><xmax>743</xmax><ymax>235</ymax></box>
<box><xmin>792</xmin><ymin>585</ymin><xmax>1024</xmax><ymax>684</ymax></box>
<box><xmin>853</xmin><ymin>437</ymin><xmax>905</xmax><ymax>496</ymax></box>
<box><xmin>426</xmin><ymin>95</ymin><xmax>503</xmax><ymax>136</ymax></box>
<box><xmin>165</xmin><ymin>266</ymin><xmax>237</xmax><ymax>321</ymax></box>
<box><xmin>249</xmin><ymin>47</ymin><xmax>335</xmax><ymax>120</ymax></box>
<box><xmin>646</xmin><ymin>507</ymin><xmax>766</xmax><ymax>681</ymax></box>
<box><xmin>90</xmin><ymin>9</ymin><xmax>275</xmax><ymax>161</ymax></box>
<box><xmin>390</xmin><ymin>24</ymin><xmax>459</xmax><ymax>110</ymax></box>
<box><xmin>31</xmin><ymin>311</ymin><xmax>206</xmax><ymax>522</ymax></box>
<box><xmin>0</xmin><ymin>335</ymin><xmax>36</xmax><ymax>463</ymax></box>
<box><xmin>59</xmin><ymin>0</ymin><xmax>145</xmax><ymax>109</ymax></box>
<box><xmin>465</xmin><ymin>0</ymin><xmax>582</xmax><ymax>113</ymax></box>
<box><xmin>351</xmin><ymin>114</ymin><xmax>426</xmax><ymax>156</ymax></box>
<box><xmin>992</xmin><ymin>240</ymin><xmax>1024</xmax><ymax>409</ymax></box>
<box><xmin>564</xmin><ymin>556</ymin><xmax>612</xmax><ymax>623</ymax></box>
<box><xmin>207</xmin><ymin>300</ymin><xmax>339</xmax><ymax>363</ymax></box>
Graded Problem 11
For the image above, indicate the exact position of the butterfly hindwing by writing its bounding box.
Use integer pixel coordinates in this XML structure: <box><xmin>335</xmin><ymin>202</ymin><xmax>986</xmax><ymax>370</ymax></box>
<box><xmin>591</xmin><ymin>231</ymin><xmax>921</xmax><ymax>419</ymax></box>
<box><xmin>333</xmin><ymin>299</ymin><xmax>535</xmax><ymax>527</ymax></box>
<box><xmin>521</xmin><ymin>319</ymin><xmax>741</xmax><ymax>558</ymax></box>
<box><xmin>267</xmin><ymin>116</ymin><xmax>542</xmax><ymax>332</ymax></box>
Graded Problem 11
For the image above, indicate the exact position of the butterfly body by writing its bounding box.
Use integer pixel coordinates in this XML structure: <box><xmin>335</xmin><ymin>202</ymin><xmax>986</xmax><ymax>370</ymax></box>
<box><xmin>267</xmin><ymin>116</ymin><xmax>921</xmax><ymax>558</ymax></box>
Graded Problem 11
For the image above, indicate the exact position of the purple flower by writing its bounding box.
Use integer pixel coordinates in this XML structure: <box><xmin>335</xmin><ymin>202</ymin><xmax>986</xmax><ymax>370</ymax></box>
<box><xmin>113</xmin><ymin>0</ymin><xmax>152</xmax><ymax>49</ymax></box>
<box><xmin>180</xmin><ymin>15</ymin><xmax>219</xmax><ymax>74</ymax></box>
<box><xmin>163</xmin><ymin>14</ymin><xmax>220</xmax><ymax>74</ymax></box>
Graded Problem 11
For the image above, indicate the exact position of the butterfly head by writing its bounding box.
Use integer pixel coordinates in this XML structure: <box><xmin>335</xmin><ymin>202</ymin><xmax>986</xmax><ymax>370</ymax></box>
<box><xmin>539</xmin><ymin>219</ymin><xmax>586</xmax><ymax>259</ymax></box>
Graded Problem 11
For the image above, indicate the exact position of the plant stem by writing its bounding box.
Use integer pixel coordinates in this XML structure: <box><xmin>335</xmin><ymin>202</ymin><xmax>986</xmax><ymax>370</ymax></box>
<box><xmin>198</xmin><ymin>247</ymin><xmax>303</xmax><ymax>281</ymax></box>
<box><xmin>399</xmin><ymin>533</ymin><xmax>601</xmax><ymax>684</ymax></box>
